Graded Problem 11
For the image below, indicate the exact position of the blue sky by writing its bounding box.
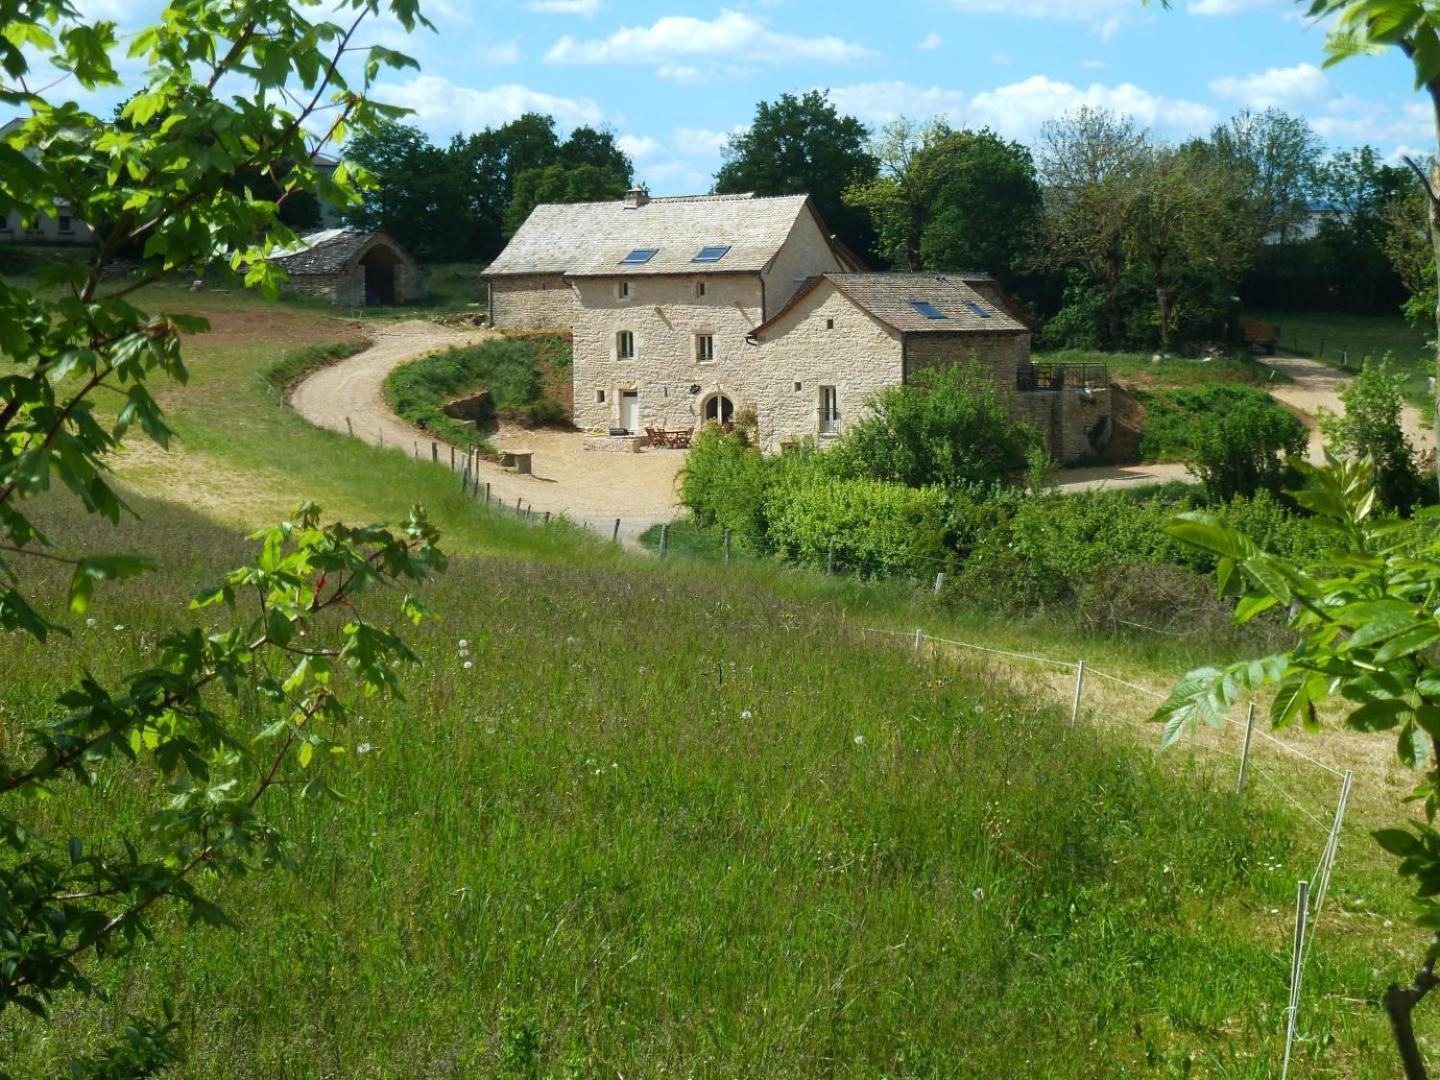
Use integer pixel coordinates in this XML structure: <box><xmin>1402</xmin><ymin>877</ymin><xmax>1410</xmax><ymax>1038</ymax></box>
<box><xmin>69</xmin><ymin>0</ymin><xmax>1435</xmax><ymax>193</ymax></box>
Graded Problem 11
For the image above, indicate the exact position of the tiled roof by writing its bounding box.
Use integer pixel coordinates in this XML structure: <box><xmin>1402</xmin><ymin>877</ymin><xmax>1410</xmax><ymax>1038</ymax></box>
<box><xmin>484</xmin><ymin>193</ymin><xmax>817</xmax><ymax>277</ymax></box>
<box><xmin>826</xmin><ymin>273</ymin><xmax>1028</xmax><ymax>334</ymax></box>
<box><xmin>267</xmin><ymin>229</ymin><xmax>398</xmax><ymax>275</ymax></box>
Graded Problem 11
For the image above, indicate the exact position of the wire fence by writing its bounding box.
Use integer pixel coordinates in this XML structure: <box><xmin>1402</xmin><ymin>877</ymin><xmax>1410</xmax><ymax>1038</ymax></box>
<box><xmin>860</xmin><ymin>624</ymin><xmax>1354</xmax><ymax>1080</ymax></box>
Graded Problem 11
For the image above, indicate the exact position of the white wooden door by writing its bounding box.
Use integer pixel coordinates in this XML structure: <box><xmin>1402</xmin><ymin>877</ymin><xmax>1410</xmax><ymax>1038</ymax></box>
<box><xmin>620</xmin><ymin>391</ymin><xmax>639</xmax><ymax>431</ymax></box>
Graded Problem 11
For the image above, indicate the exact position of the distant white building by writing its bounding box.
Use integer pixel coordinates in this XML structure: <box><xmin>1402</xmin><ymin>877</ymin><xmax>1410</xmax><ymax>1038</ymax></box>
<box><xmin>0</xmin><ymin>117</ymin><xmax>96</xmax><ymax>245</ymax></box>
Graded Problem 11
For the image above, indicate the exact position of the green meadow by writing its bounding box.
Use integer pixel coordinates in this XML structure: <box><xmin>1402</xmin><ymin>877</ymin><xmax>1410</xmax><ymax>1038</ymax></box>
<box><xmin>0</xmin><ymin>285</ymin><xmax>1424</xmax><ymax>1076</ymax></box>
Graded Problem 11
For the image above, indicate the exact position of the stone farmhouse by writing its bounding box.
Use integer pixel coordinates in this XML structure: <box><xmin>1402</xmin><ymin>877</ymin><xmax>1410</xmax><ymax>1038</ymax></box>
<box><xmin>267</xmin><ymin>228</ymin><xmax>424</xmax><ymax>307</ymax></box>
<box><xmin>484</xmin><ymin>189</ymin><xmax>1110</xmax><ymax>460</ymax></box>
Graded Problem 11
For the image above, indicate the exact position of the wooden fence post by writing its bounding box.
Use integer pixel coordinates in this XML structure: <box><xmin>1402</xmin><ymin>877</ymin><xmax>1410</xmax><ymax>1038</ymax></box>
<box><xmin>933</xmin><ymin>572</ymin><xmax>946</xmax><ymax>594</ymax></box>
<box><xmin>613</xmin><ymin>518</ymin><xmax>621</xmax><ymax>542</ymax></box>
<box><xmin>345</xmin><ymin>416</ymin><xmax>353</xmax><ymax>437</ymax></box>
<box><xmin>1070</xmin><ymin>661</ymin><xmax>1086</xmax><ymax>728</ymax></box>
<box><xmin>431</xmin><ymin>441</ymin><xmax>438</xmax><ymax>463</ymax></box>
<box><xmin>660</xmin><ymin>524</ymin><xmax>670</xmax><ymax>557</ymax></box>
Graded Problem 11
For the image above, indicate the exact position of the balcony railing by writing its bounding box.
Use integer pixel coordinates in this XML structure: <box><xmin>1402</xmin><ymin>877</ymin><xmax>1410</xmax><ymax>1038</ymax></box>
<box><xmin>1017</xmin><ymin>362</ymin><xmax>1108</xmax><ymax>392</ymax></box>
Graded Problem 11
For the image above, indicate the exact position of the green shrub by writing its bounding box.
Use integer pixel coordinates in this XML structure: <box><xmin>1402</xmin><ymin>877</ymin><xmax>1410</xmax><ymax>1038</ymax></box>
<box><xmin>1318</xmin><ymin>356</ymin><xmax>1429</xmax><ymax>512</ymax></box>
<box><xmin>766</xmin><ymin>475</ymin><xmax>951</xmax><ymax>578</ymax></box>
<box><xmin>1139</xmin><ymin>384</ymin><xmax>1306</xmax><ymax>500</ymax></box>
<box><xmin>679</xmin><ymin>427</ymin><xmax>773</xmax><ymax>553</ymax></box>
<box><xmin>845</xmin><ymin>363</ymin><xmax>1040</xmax><ymax>488</ymax></box>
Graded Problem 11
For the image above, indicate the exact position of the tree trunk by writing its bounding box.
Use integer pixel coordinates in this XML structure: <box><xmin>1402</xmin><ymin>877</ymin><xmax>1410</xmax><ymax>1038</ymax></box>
<box><xmin>1384</xmin><ymin>933</ymin><xmax>1440</xmax><ymax>1080</ymax></box>
<box><xmin>1156</xmin><ymin>281</ymin><xmax>1172</xmax><ymax>352</ymax></box>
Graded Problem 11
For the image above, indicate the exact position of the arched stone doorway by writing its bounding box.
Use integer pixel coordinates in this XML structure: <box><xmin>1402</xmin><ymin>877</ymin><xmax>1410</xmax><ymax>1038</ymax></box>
<box><xmin>702</xmin><ymin>393</ymin><xmax>734</xmax><ymax>427</ymax></box>
<box><xmin>361</xmin><ymin>244</ymin><xmax>400</xmax><ymax>306</ymax></box>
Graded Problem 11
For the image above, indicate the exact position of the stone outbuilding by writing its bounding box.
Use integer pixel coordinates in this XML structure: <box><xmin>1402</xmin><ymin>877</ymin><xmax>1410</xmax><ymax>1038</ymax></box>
<box><xmin>268</xmin><ymin>228</ymin><xmax>424</xmax><ymax>307</ymax></box>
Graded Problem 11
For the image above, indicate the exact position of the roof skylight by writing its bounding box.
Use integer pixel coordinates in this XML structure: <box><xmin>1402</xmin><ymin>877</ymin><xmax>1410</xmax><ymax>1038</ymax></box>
<box><xmin>964</xmin><ymin>300</ymin><xmax>992</xmax><ymax>319</ymax></box>
<box><xmin>620</xmin><ymin>248</ymin><xmax>659</xmax><ymax>265</ymax></box>
<box><xmin>909</xmin><ymin>300</ymin><xmax>948</xmax><ymax>320</ymax></box>
<box><xmin>692</xmin><ymin>245</ymin><xmax>732</xmax><ymax>263</ymax></box>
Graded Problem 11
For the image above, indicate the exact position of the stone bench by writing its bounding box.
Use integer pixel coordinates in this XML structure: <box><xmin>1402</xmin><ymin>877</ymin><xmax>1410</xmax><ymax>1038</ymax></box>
<box><xmin>502</xmin><ymin>449</ymin><xmax>533</xmax><ymax>474</ymax></box>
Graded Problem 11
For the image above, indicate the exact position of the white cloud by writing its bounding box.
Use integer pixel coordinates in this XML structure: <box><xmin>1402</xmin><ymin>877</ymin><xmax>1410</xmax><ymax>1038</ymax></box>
<box><xmin>1209</xmin><ymin>62</ymin><xmax>1329</xmax><ymax>110</ymax></box>
<box><xmin>617</xmin><ymin>133</ymin><xmax>663</xmax><ymax>160</ymax></box>
<box><xmin>945</xmin><ymin>0</ymin><xmax>1142</xmax><ymax>38</ymax></box>
<box><xmin>967</xmin><ymin>75</ymin><xmax>1215</xmax><ymax>141</ymax></box>
<box><xmin>638</xmin><ymin>159</ymin><xmax>711</xmax><ymax>192</ymax></box>
<box><xmin>1081</xmin><ymin>58</ymin><xmax>1106</xmax><ymax>69</ymax></box>
<box><xmin>992</xmin><ymin>51</ymin><xmax>1011</xmax><ymax>65</ymax></box>
<box><xmin>673</xmin><ymin>126</ymin><xmax>746</xmax><ymax>157</ymax></box>
<box><xmin>1312</xmin><ymin>96</ymin><xmax>1432</xmax><ymax>145</ymax></box>
<box><xmin>544</xmin><ymin>11</ymin><xmax>874</xmax><ymax>73</ymax></box>
<box><xmin>826</xmin><ymin>81</ymin><xmax>968</xmax><ymax>126</ymax></box>
<box><xmin>657</xmin><ymin>63</ymin><xmax>704</xmax><ymax>83</ymax></box>
<box><xmin>526</xmin><ymin>0</ymin><xmax>600</xmax><ymax>15</ymax></box>
<box><xmin>372</xmin><ymin>75</ymin><xmax>604</xmax><ymax>134</ymax></box>
<box><xmin>479</xmin><ymin>41</ymin><xmax>521</xmax><ymax>64</ymax></box>
<box><xmin>918</xmin><ymin>32</ymin><xmax>943</xmax><ymax>49</ymax></box>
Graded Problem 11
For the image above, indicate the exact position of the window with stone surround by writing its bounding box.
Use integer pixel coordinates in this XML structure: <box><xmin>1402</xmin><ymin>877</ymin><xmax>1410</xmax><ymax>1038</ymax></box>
<box><xmin>596</xmin><ymin>389</ymin><xmax>606</xmax><ymax>403</ymax></box>
<box><xmin>617</xmin><ymin>281</ymin><xmax>631</xmax><ymax>300</ymax></box>
<box><xmin>616</xmin><ymin>331</ymin><xmax>635</xmax><ymax>360</ymax></box>
<box><xmin>819</xmin><ymin>386</ymin><xmax>839</xmax><ymax>435</ymax></box>
<box><xmin>695</xmin><ymin>334</ymin><xmax>714</xmax><ymax>364</ymax></box>
<box><xmin>695</xmin><ymin>280</ymin><xmax>707</xmax><ymax>298</ymax></box>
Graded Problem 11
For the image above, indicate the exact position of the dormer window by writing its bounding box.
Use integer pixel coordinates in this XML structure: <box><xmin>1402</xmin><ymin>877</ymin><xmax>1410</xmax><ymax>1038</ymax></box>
<box><xmin>620</xmin><ymin>249</ymin><xmax>658</xmax><ymax>266</ymax></box>
<box><xmin>692</xmin><ymin>246</ymin><xmax>731</xmax><ymax>264</ymax></box>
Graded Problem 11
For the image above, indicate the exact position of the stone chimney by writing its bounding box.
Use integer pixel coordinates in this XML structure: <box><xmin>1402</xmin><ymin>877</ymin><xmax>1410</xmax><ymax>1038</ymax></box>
<box><xmin>622</xmin><ymin>188</ymin><xmax>650</xmax><ymax>210</ymax></box>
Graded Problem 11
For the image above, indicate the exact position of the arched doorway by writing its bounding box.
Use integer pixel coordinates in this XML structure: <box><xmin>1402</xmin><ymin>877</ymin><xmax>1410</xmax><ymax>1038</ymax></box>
<box><xmin>360</xmin><ymin>244</ymin><xmax>400</xmax><ymax>306</ymax></box>
<box><xmin>703</xmin><ymin>393</ymin><xmax>734</xmax><ymax>427</ymax></box>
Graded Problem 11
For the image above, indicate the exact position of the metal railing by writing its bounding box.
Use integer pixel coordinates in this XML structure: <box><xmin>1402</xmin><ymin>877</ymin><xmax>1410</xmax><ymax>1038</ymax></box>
<box><xmin>1017</xmin><ymin>363</ymin><xmax>1109</xmax><ymax>392</ymax></box>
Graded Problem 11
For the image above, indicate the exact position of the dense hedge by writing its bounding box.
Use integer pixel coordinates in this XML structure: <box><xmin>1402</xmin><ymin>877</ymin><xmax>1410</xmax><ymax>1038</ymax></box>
<box><xmin>680</xmin><ymin>426</ymin><xmax>1330</xmax><ymax>635</ymax></box>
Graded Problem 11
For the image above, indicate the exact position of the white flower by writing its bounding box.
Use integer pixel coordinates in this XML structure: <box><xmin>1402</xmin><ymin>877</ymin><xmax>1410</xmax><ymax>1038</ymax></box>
<box><xmin>463</xmin><ymin>660</ymin><xmax>473</xmax><ymax>670</ymax></box>
<box><xmin>853</xmin><ymin>734</ymin><xmax>866</xmax><ymax>746</ymax></box>
<box><xmin>458</xmin><ymin>638</ymin><xmax>468</xmax><ymax>649</ymax></box>
<box><xmin>972</xmin><ymin>887</ymin><xmax>984</xmax><ymax>901</ymax></box>
<box><xmin>740</xmin><ymin>710</ymin><xmax>753</xmax><ymax>721</ymax></box>
<box><xmin>113</xmin><ymin>624</ymin><xmax>125</xmax><ymax>632</ymax></box>
<box><xmin>356</xmin><ymin>743</ymin><xmax>374</xmax><ymax>755</ymax></box>
<box><xmin>85</xmin><ymin>618</ymin><xmax>96</xmax><ymax>628</ymax></box>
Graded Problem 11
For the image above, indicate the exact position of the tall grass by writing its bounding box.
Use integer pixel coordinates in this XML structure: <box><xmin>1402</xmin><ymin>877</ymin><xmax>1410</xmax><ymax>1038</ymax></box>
<box><xmin>0</xmin><ymin>493</ymin><xmax>1412</xmax><ymax>1076</ymax></box>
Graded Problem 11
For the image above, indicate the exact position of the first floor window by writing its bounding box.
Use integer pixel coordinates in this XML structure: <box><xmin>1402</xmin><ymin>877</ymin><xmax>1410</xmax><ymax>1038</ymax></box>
<box><xmin>695</xmin><ymin>280</ymin><xmax>707</xmax><ymax>298</ymax></box>
<box><xmin>695</xmin><ymin>334</ymin><xmax>715</xmax><ymax>364</ymax></box>
<box><xmin>617</xmin><ymin>330</ymin><xmax>635</xmax><ymax>360</ymax></box>
<box><xmin>819</xmin><ymin>386</ymin><xmax>839</xmax><ymax>434</ymax></box>
<box><xmin>617</xmin><ymin>281</ymin><xmax>631</xmax><ymax>300</ymax></box>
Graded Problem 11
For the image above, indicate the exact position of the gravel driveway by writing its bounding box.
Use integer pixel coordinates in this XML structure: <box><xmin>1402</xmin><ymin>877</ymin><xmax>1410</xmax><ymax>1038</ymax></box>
<box><xmin>289</xmin><ymin>320</ymin><xmax>684</xmax><ymax>545</ymax></box>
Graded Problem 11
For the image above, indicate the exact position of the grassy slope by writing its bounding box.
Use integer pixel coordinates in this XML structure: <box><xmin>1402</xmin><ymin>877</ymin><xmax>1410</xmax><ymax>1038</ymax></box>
<box><xmin>0</xmin><ymin>283</ymin><xmax>1424</xmax><ymax>1074</ymax></box>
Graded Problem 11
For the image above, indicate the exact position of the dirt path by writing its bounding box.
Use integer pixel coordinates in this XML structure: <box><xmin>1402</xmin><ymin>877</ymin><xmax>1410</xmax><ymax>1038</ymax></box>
<box><xmin>1056</xmin><ymin>351</ymin><xmax>1435</xmax><ymax>493</ymax></box>
<box><xmin>289</xmin><ymin>320</ymin><xmax>684</xmax><ymax>545</ymax></box>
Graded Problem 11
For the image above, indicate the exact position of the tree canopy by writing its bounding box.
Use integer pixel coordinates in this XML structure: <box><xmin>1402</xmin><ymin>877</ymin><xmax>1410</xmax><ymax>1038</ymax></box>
<box><xmin>715</xmin><ymin>91</ymin><xmax>878</xmax><ymax>260</ymax></box>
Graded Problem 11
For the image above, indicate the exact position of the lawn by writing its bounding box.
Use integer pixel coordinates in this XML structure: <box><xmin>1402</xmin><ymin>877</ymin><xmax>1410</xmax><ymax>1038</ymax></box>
<box><xmin>1254</xmin><ymin>308</ymin><xmax>1433</xmax><ymax>405</ymax></box>
<box><xmin>0</xmin><ymin>282</ymin><xmax>1429</xmax><ymax>1075</ymax></box>
<box><xmin>1036</xmin><ymin>347</ymin><xmax>1285</xmax><ymax>390</ymax></box>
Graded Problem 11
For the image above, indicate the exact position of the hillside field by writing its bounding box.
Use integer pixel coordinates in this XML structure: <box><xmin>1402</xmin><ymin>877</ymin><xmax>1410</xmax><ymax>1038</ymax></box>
<box><xmin>0</xmin><ymin>286</ymin><xmax>1429</xmax><ymax>1076</ymax></box>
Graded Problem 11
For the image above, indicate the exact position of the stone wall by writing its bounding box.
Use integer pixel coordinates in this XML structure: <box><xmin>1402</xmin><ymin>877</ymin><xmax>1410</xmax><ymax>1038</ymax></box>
<box><xmin>490</xmin><ymin>275</ymin><xmax>574</xmax><ymax>329</ymax></box>
<box><xmin>570</xmin><ymin>273</ymin><xmax>767</xmax><ymax>434</ymax></box>
<box><xmin>1012</xmin><ymin>388</ymin><xmax>1112</xmax><ymax>464</ymax></box>
<box><xmin>751</xmin><ymin>282</ymin><xmax>904</xmax><ymax>451</ymax></box>
<box><xmin>761</xmin><ymin>206</ymin><xmax>847</xmax><ymax>318</ymax></box>
<box><xmin>903</xmin><ymin>331</ymin><xmax>1029</xmax><ymax>394</ymax></box>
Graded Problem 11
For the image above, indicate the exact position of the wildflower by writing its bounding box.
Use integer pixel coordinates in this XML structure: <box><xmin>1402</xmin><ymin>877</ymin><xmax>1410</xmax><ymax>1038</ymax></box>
<box><xmin>740</xmin><ymin>710</ymin><xmax>753</xmax><ymax>721</ymax></box>
<box><xmin>356</xmin><ymin>743</ymin><xmax>374</xmax><ymax>755</ymax></box>
<box><xmin>85</xmin><ymin>618</ymin><xmax>96</xmax><ymax>628</ymax></box>
<box><xmin>458</xmin><ymin>639</ymin><xmax>468</xmax><ymax>649</ymax></box>
<box><xmin>113</xmin><ymin>624</ymin><xmax>125</xmax><ymax>632</ymax></box>
<box><xmin>463</xmin><ymin>660</ymin><xmax>473</xmax><ymax>670</ymax></box>
<box><xmin>853</xmin><ymin>734</ymin><xmax>865</xmax><ymax>746</ymax></box>
<box><xmin>972</xmin><ymin>887</ymin><xmax>984</xmax><ymax>901</ymax></box>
